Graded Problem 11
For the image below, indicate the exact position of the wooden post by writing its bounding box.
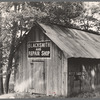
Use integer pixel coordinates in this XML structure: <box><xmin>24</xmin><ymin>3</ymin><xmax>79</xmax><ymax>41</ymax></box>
<box><xmin>62</xmin><ymin>55</ymin><xmax>68</xmax><ymax>96</ymax></box>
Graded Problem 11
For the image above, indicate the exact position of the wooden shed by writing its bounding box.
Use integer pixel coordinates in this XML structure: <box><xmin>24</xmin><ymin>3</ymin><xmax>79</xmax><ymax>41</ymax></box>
<box><xmin>14</xmin><ymin>22</ymin><xmax>100</xmax><ymax>96</ymax></box>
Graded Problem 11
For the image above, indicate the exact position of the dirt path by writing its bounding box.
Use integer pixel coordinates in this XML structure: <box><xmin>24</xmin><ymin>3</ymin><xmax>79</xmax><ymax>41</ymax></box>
<box><xmin>0</xmin><ymin>93</ymin><xmax>16</xmax><ymax>99</ymax></box>
<box><xmin>0</xmin><ymin>91</ymin><xmax>100</xmax><ymax>99</ymax></box>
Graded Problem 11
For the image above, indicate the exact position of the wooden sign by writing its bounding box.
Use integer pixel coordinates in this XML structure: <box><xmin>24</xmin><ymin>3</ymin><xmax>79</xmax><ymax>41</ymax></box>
<box><xmin>28</xmin><ymin>41</ymin><xmax>50</xmax><ymax>58</ymax></box>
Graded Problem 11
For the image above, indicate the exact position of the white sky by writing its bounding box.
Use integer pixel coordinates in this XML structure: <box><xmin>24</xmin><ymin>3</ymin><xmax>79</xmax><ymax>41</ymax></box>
<box><xmin>84</xmin><ymin>2</ymin><xmax>99</xmax><ymax>7</ymax></box>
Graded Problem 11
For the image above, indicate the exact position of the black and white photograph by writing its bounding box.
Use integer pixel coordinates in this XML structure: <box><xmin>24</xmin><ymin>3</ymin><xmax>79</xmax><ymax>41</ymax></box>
<box><xmin>0</xmin><ymin>1</ymin><xmax>100</xmax><ymax>99</ymax></box>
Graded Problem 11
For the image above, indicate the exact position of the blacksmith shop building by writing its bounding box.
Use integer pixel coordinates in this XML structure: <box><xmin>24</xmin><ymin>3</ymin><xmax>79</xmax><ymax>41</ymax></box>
<box><xmin>14</xmin><ymin>22</ymin><xmax>100</xmax><ymax>96</ymax></box>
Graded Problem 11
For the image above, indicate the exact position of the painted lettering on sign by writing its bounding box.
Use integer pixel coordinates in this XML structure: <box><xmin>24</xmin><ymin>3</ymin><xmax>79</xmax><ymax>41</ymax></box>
<box><xmin>28</xmin><ymin>41</ymin><xmax>50</xmax><ymax>57</ymax></box>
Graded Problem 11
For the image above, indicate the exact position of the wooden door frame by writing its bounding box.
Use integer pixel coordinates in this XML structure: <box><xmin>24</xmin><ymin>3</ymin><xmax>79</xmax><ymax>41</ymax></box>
<box><xmin>30</xmin><ymin>61</ymin><xmax>46</xmax><ymax>94</ymax></box>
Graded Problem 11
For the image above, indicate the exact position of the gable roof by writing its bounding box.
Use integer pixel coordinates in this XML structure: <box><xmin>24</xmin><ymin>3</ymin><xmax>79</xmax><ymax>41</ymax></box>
<box><xmin>35</xmin><ymin>22</ymin><xmax>100</xmax><ymax>59</ymax></box>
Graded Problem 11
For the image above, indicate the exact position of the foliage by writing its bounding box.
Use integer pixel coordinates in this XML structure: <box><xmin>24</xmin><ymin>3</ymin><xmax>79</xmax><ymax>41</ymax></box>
<box><xmin>73</xmin><ymin>2</ymin><xmax>100</xmax><ymax>32</ymax></box>
<box><xmin>1</xmin><ymin>1</ymin><xmax>84</xmax><ymax>69</ymax></box>
<box><xmin>39</xmin><ymin>2</ymin><xmax>84</xmax><ymax>26</ymax></box>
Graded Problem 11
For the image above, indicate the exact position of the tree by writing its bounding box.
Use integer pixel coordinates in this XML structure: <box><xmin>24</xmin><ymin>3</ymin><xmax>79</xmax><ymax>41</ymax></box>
<box><xmin>5</xmin><ymin>21</ymin><xmax>17</xmax><ymax>93</ymax></box>
<box><xmin>0</xmin><ymin>28</ymin><xmax>4</xmax><ymax>94</ymax></box>
<box><xmin>0</xmin><ymin>2</ymin><xmax>11</xmax><ymax>94</ymax></box>
<box><xmin>73</xmin><ymin>2</ymin><xmax>100</xmax><ymax>32</ymax></box>
<box><xmin>2</xmin><ymin>2</ymin><xmax>84</xmax><ymax>93</ymax></box>
<box><xmin>4</xmin><ymin>2</ymin><xmax>47</xmax><ymax>93</ymax></box>
<box><xmin>39</xmin><ymin>2</ymin><xmax>84</xmax><ymax>26</ymax></box>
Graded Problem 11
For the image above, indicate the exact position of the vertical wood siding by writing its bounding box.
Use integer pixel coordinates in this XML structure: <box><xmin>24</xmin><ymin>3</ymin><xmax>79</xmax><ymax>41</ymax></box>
<box><xmin>14</xmin><ymin>25</ymin><xmax>68</xmax><ymax>96</ymax></box>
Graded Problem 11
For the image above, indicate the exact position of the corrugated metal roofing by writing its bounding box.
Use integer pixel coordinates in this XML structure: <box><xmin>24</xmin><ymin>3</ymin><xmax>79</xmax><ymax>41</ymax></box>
<box><xmin>38</xmin><ymin>22</ymin><xmax>100</xmax><ymax>59</ymax></box>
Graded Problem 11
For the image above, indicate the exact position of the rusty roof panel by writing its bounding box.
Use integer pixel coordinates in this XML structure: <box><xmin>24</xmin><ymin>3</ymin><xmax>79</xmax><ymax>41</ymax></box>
<box><xmin>38</xmin><ymin>22</ymin><xmax>100</xmax><ymax>58</ymax></box>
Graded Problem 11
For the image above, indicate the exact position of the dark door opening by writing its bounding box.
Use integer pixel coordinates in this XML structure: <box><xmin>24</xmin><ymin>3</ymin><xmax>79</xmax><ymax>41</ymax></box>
<box><xmin>68</xmin><ymin>58</ymin><xmax>100</xmax><ymax>95</ymax></box>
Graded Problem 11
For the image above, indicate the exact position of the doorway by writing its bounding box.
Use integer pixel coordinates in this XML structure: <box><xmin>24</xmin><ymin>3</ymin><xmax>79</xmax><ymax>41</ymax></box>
<box><xmin>30</xmin><ymin>61</ymin><xmax>45</xmax><ymax>94</ymax></box>
<box><xmin>68</xmin><ymin>58</ymin><xmax>100</xmax><ymax>95</ymax></box>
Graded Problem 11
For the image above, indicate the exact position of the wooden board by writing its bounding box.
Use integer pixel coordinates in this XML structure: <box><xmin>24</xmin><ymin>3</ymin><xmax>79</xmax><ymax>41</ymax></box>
<box><xmin>31</xmin><ymin>61</ymin><xmax>45</xmax><ymax>94</ymax></box>
<box><xmin>14</xmin><ymin>24</ymin><xmax>68</xmax><ymax>96</ymax></box>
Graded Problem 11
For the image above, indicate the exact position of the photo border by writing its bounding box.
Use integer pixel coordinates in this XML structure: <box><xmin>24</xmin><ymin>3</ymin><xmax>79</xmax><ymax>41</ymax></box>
<box><xmin>0</xmin><ymin>0</ymin><xmax>100</xmax><ymax>100</ymax></box>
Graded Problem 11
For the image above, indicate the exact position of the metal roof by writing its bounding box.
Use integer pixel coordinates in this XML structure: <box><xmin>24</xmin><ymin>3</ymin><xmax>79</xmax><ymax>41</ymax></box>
<box><xmin>38</xmin><ymin>22</ymin><xmax>100</xmax><ymax>59</ymax></box>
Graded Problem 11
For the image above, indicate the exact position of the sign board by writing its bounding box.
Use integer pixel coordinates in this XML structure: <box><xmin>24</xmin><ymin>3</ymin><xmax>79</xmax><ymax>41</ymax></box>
<box><xmin>28</xmin><ymin>41</ymin><xmax>50</xmax><ymax>58</ymax></box>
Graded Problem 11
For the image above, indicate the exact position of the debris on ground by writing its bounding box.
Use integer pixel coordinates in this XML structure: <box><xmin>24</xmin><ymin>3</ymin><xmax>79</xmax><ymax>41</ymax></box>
<box><xmin>69</xmin><ymin>90</ymin><xmax>100</xmax><ymax>98</ymax></box>
<box><xmin>0</xmin><ymin>90</ymin><xmax>100</xmax><ymax>99</ymax></box>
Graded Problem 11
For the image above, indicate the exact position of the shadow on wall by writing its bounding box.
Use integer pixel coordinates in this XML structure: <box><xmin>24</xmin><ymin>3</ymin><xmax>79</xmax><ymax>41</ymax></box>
<box><xmin>68</xmin><ymin>58</ymin><xmax>100</xmax><ymax>95</ymax></box>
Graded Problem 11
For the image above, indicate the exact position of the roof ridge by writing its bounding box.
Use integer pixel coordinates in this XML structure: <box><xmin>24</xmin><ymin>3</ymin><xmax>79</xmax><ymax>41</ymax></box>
<box><xmin>37</xmin><ymin>21</ymin><xmax>100</xmax><ymax>36</ymax></box>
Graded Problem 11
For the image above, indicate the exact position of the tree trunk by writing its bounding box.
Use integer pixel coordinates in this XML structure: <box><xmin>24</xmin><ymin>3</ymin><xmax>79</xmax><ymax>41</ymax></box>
<box><xmin>0</xmin><ymin>43</ymin><xmax>4</xmax><ymax>94</ymax></box>
<box><xmin>0</xmin><ymin>11</ymin><xmax>4</xmax><ymax>94</ymax></box>
<box><xmin>5</xmin><ymin>21</ymin><xmax>17</xmax><ymax>93</ymax></box>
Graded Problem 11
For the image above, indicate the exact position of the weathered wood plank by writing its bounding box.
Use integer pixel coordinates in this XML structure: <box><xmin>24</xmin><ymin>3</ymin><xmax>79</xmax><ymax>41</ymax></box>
<box><xmin>57</xmin><ymin>48</ymin><xmax>59</xmax><ymax>95</ymax></box>
<box><xmin>53</xmin><ymin>44</ymin><xmax>57</xmax><ymax>95</ymax></box>
<box><xmin>40</xmin><ymin>30</ymin><xmax>45</xmax><ymax>41</ymax></box>
<box><xmin>35</xmin><ymin>27</ymin><xmax>40</xmax><ymax>41</ymax></box>
<box><xmin>63</xmin><ymin>57</ymin><xmax>68</xmax><ymax>96</ymax></box>
<box><xmin>50</xmin><ymin>42</ymin><xmax>53</xmax><ymax>95</ymax></box>
<box><xmin>59</xmin><ymin>50</ymin><xmax>62</xmax><ymax>95</ymax></box>
<box><xmin>15</xmin><ymin>25</ymin><xmax>67</xmax><ymax>96</ymax></box>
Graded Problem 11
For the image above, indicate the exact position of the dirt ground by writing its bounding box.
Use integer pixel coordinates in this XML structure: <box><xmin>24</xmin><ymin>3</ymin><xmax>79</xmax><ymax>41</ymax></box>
<box><xmin>0</xmin><ymin>90</ymin><xmax>100</xmax><ymax>99</ymax></box>
<box><xmin>0</xmin><ymin>93</ymin><xmax>64</xmax><ymax>99</ymax></box>
<box><xmin>1</xmin><ymin>84</ymin><xmax>100</xmax><ymax>99</ymax></box>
